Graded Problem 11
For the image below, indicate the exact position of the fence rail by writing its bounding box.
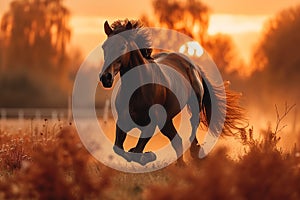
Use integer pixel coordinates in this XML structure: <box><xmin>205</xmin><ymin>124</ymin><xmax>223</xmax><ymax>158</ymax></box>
<box><xmin>0</xmin><ymin>107</ymin><xmax>111</xmax><ymax>121</ymax></box>
<box><xmin>0</xmin><ymin>108</ymin><xmax>72</xmax><ymax>120</ymax></box>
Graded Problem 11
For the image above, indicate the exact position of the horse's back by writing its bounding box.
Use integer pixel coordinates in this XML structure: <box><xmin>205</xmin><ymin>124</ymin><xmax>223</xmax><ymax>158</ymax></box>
<box><xmin>153</xmin><ymin>52</ymin><xmax>192</xmax><ymax>78</ymax></box>
<box><xmin>153</xmin><ymin>52</ymin><xmax>204</xmax><ymax>104</ymax></box>
<box><xmin>153</xmin><ymin>52</ymin><xmax>192</xmax><ymax>91</ymax></box>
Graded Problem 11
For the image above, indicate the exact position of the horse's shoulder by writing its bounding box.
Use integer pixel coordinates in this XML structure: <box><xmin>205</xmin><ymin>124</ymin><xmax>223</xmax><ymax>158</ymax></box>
<box><xmin>154</xmin><ymin>52</ymin><xmax>191</xmax><ymax>63</ymax></box>
<box><xmin>152</xmin><ymin>52</ymin><xmax>169</xmax><ymax>60</ymax></box>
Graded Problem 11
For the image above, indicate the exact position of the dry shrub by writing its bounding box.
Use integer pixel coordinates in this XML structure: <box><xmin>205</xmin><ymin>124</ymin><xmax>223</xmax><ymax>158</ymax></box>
<box><xmin>143</xmin><ymin>148</ymin><xmax>237</xmax><ymax>200</ymax></box>
<box><xmin>235</xmin><ymin>127</ymin><xmax>300</xmax><ymax>199</ymax></box>
<box><xmin>0</xmin><ymin>135</ymin><xmax>32</xmax><ymax>172</ymax></box>
<box><xmin>0</xmin><ymin>127</ymin><xmax>112</xmax><ymax>199</ymax></box>
<box><xmin>144</xmin><ymin>127</ymin><xmax>300</xmax><ymax>200</ymax></box>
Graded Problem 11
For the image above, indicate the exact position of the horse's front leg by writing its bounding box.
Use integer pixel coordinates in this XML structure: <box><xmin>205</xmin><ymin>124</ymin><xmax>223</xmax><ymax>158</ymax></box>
<box><xmin>114</xmin><ymin>124</ymin><xmax>126</xmax><ymax>149</ymax></box>
<box><xmin>128</xmin><ymin>125</ymin><xmax>157</xmax><ymax>165</ymax></box>
<box><xmin>113</xmin><ymin>124</ymin><xmax>131</xmax><ymax>162</ymax></box>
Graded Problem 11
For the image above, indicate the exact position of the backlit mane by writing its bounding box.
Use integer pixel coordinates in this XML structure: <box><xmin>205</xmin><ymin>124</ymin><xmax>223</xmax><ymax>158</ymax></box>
<box><xmin>110</xmin><ymin>19</ymin><xmax>153</xmax><ymax>59</ymax></box>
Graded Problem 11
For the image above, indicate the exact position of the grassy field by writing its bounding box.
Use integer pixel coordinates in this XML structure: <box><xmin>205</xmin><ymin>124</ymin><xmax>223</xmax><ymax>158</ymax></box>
<box><xmin>0</xmin><ymin>117</ymin><xmax>300</xmax><ymax>199</ymax></box>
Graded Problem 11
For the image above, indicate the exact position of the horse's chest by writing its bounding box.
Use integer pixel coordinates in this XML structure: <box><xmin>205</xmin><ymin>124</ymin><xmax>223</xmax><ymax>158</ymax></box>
<box><xmin>116</xmin><ymin>85</ymin><xmax>166</xmax><ymax>124</ymax></box>
<box><xmin>129</xmin><ymin>85</ymin><xmax>165</xmax><ymax>109</ymax></box>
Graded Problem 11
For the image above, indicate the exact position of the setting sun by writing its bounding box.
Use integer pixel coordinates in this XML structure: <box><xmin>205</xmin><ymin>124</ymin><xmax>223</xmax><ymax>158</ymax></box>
<box><xmin>179</xmin><ymin>41</ymin><xmax>204</xmax><ymax>57</ymax></box>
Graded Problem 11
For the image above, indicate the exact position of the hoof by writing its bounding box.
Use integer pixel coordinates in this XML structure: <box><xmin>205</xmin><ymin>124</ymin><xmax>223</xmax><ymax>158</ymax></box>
<box><xmin>129</xmin><ymin>151</ymin><xmax>157</xmax><ymax>166</ymax></box>
<box><xmin>138</xmin><ymin>152</ymin><xmax>157</xmax><ymax>166</ymax></box>
<box><xmin>175</xmin><ymin>156</ymin><xmax>186</xmax><ymax>167</ymax></box>
<box><xmin>113</xmin><ymin>146</ymin><xmax>132</xmax><ymax>162</ymax></box>
<box><xmin>190</xmin><ymin>142</ymin><xmax>201</xmax><ymax>159</ymax></box>
<box><xmin>113</xmin><ymin>147</ymin><xmax>157</xmax><ymax>165</ymax></box>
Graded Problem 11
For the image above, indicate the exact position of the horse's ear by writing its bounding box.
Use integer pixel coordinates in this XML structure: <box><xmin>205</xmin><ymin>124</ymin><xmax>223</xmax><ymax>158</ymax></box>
<box><xmin>104</xmin><ymin>21</ymin><xmax>113</xmax><ymax>36</ymax></box>
<box><xmin>126</xmin><ymin>21</ymin><xmax>132</xmax><ymax>30</ymax></box>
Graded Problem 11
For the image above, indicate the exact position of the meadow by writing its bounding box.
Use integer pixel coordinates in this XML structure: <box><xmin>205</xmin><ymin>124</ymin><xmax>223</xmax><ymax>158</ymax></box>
<box><xmin>0</xmin><ymin>114</ymin><xmax>299</xmax><ymax>200</ymax></box>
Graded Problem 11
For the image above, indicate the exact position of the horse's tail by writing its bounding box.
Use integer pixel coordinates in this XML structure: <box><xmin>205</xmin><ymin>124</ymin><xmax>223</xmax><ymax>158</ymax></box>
<box><xmin>199</xmin><ymin>69</ymin><xmax>246</xmax><ymax>136</ymax></box>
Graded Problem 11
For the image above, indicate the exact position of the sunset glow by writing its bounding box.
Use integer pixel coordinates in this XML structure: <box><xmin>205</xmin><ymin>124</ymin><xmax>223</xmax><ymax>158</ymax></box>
<box><xmin>208</xmin><ymin>14</ymin><xmax>269</xmax><ymax>35</ymax></box>
<box><xmin>70</xmin><ymin>14</ymin><xmax>269</xmax><ymax>36</ymax></box>
<box><xmin>179</xmin><ymin>41</ymin><xmax>204</xmax><ymax>57</ymax></box>
<box><xmin>69</xmin><ymin>14</ymin><xmax>268</xmax><ymax>60</ymax></box>
<box><xmin>1</xmin><ymin>0</ymin><xmax>298</xmax><ymax>63</ymax></box>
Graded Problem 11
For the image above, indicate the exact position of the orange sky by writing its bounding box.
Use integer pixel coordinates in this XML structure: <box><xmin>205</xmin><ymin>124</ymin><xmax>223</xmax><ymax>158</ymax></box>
<box><xmin>1</xmin><ymin>0</ymin><xmax>300</xmax><ymax>67</ymax></box>
<box><xmin>2</xmin><ymin>0</ymin><xmax>296</xmax><ymax>16</ymax></box>
<box><xmin>64</xmin><ymin>0</ymin><xmax>300</xmax><ymax>67</ymax></box>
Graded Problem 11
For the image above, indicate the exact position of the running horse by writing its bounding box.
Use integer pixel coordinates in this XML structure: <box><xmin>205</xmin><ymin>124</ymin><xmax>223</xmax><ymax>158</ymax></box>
<box><xmin>99</xmin><ymin>19</ymin><xmax>244</xmax><ymax>165</ymax></box>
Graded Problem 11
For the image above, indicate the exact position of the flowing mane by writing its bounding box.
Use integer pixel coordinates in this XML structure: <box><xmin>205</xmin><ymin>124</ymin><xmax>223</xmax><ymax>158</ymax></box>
<box><xmin>110</xmin><ymin>19</ymin><xmax>153</xmax><ymax>58</ymax></box>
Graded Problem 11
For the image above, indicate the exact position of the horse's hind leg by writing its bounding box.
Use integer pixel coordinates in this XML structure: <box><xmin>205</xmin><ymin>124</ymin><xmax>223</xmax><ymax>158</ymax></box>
<box><xmin>189</xmin><ymin>114</ymin><xmax>201</xmax><ymax>159</ymax></box>
<box><xmin>160</xmin><ymin>120</ymin><xmax>185</xmax><ymax>165</ymax></box>
<box><xmin>188</xmin><ymin>101</ymin><xmax>201</xmax><ymax>159</ymax></box>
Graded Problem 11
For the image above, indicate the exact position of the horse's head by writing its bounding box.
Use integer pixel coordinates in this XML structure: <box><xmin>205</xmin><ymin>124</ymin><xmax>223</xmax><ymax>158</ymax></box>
<box><xmin>99</xmin><ymin>21</ymin><xmax>133</xmax><ymax>88</ymax></box>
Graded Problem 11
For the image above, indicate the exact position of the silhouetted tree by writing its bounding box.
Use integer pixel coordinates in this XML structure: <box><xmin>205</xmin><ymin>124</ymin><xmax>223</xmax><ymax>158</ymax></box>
<box><xmin>2</xmin><ymin>0</ymin><xmax>70</xmax><ymax>69</ymax></box>
<box><xmin>144</xmin><ymin>0</ymin><xmax>240</xmax><ymax>72</ymax></box>
<box><xmin>250</xmin><ymin>6</ymin><xmax>300</xmax><ymax>105</ymax></box>
<box><xmin>0</xmin><ymin>0</ymin><xmax>72</xmax><ymax>107</ymax></box>
<box><xmin>153</xmin><ymin>0</ymin><xmax>209</xmax><ymax>42</ymax></box>
<box><xmin>0</xmin><ymin>35</ymin><xmax>4</xmax><ymax>72</ymax></box>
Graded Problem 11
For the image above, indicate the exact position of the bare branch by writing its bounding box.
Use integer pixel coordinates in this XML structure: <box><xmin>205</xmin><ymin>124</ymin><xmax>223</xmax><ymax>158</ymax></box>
<box><xmin>273</xmin><ymin>103</ymin><xmax>296</xmax><ymax>134</ymax></box>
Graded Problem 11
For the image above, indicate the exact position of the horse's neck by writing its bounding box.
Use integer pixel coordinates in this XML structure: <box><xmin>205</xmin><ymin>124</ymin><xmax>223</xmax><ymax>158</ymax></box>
<box><xmin>120</xmin><ymin>41</ymin><xmax>151</xmax><ymax>73</ymax></box>
<box><xmin>130</xmin><ymin>50</ymin><xmax>149</xmax><ymax>67</ymax></box>
<box><xmin>128</xmin><ymin>40</ymin><xmax>149</xmax><ymax>66</ymax></box>
<box><xmin>120</xmin><ymin>47</ymin><xmax>155</xmax><ymax>100</ymax></box>
<box><xmin>131</xmin><ymin>49</ymin><xmax>152</xmax><ymax>83</ymax></box>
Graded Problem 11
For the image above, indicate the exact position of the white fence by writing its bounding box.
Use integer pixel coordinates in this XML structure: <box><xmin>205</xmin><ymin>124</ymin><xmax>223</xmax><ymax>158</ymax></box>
<box><xmin>0</xmin><ymin>108</ymin><xmax>71</xmax><ymax>121</ymax></box>
<box><xmin>0</xmin><ymin>107</ymin><xmax>110</xmax><ymax>122</ymax></box>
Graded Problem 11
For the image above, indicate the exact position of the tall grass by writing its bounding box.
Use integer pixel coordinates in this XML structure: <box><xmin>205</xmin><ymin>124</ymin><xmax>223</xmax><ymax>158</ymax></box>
<box><xmin>0</xmin><ymin>121</ymin><xmax>111</xmax><ymax>199</ymax></box>
<box><xmin>0</xmin><ymin>115</ymin><xmax>299</xmax><ymax>199</ymax></box>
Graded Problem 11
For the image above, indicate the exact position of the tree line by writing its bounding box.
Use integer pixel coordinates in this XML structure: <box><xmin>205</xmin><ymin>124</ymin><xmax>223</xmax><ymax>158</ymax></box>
<box><xmin>0</xmin><ymin>0</ymin><xmax>73</xmax><ymax>108</ymax></box>
<box><xmin>0</xmin><ymin>0</ymin><xmax>299</xmax><ymax>110</ymax></box>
